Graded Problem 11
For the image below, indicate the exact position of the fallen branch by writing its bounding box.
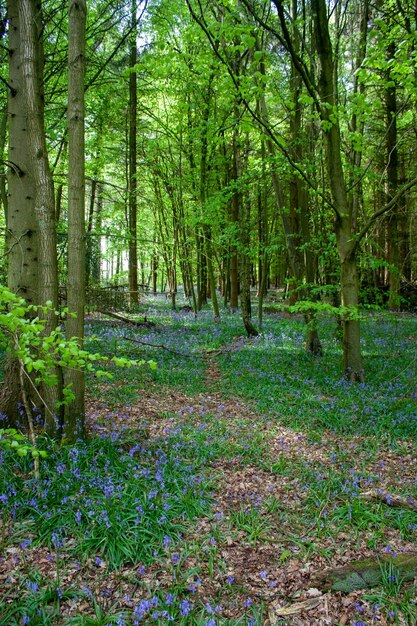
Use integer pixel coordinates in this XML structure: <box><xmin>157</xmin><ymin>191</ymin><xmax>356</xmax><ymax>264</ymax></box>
<box><xmin>97</xmin><ymin>309</ymin><xmax>155</xmax><ymax>328</ymax></box>
<box><xmin>120</xmin><ymin>335</ymin><xmax>194</xmax><ymax>358</ymax></box>
<box><xmin>311</xmin><ymin>553</ymin><xmax>417</xmax><ymax>593</ymax></box>
<box><xmin>202</xmin><ymin>349</ymin><xmax>223</xmax><ymax>356</ymax></box>
<box><xmin>268</xmin><ymin>597</ymin><xmax>322</xmax><ymax>619</ymax></box>
<box><xmin>361</xmin><ymin>489</ymin><xmax>417</xmax><ymax>510</ymax></box>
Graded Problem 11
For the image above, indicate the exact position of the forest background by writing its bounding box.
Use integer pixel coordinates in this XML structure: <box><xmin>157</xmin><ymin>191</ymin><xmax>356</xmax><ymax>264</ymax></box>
<box><xmin>1</xmin><ymin>0</ymin><xmax>417</xmax><ymax>435</ymax></box>
<box><xmin>1</xmin><ymin>2</ymin><xmax>417</xmax><ymax>625</ymax></box>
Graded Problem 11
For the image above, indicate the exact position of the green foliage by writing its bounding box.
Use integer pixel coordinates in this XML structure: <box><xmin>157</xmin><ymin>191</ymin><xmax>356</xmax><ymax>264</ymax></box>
<box><xmin>363</xmin><ymin>559</ymin><xmax>417</xmax><ymax>624</ymax></box>
<box><xmin>0</xmin><ymin>286</ymin><xmax>156</xmax><ymax>410</ymax></box>
<box><xmin>229</xmin><ymin>506</ymin><xmax>272</xmax><ymax>546</ymax></box>
<box><xmin>0</xmin><ymin>429</ymin><xmax>47</xmax><ymax>459</ymax></box>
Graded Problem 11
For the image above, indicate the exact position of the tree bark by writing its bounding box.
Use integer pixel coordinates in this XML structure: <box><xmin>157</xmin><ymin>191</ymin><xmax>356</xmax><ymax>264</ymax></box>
<box><xmin>128</xmin><ymin>0</ymin><xmax>138</xmax><ymax>306</ymax></box>
<box><xmin>0</xmin><ymin>0</ymin><xmax>40</xmax><ymax>427</ymax></box>
<box><xmin>311</xmin><ymin>0</ymin><xmax>363</xmax><ymax>379</ymax></box>
<box><xmin>64</xmin><ymin>0</ymin><xmax>86</xmax><ymax>443</ymax></box>
<box><xmin>19</xmin><ymin>0</ymin><xmax>63</xmax><ymax>434</ymax></box>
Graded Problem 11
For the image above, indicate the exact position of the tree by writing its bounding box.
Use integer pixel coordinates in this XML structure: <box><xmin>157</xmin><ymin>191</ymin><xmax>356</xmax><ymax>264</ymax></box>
<box><xmin>234</xmin><ymin>0</ymin><xmax>417</xmax><ymax>379</ymax></box>
<box><xmin>0</xmin><ymin>0</ymin><xmax>63</xmax><ymax>433</ymax></box>
<box><xmin>1</xmin><ymin>0</ymin><xmax>40</xmax><ymax>427</ymax></box>
<box><xmin>64</xmin><ymin>0</ymin><xmax>87</xmax><ymax>443</ymax></box>
<box><xmin>128</xmin><ymin>0</ymin><xmax>139</xmax><ymax>306</ymax></box>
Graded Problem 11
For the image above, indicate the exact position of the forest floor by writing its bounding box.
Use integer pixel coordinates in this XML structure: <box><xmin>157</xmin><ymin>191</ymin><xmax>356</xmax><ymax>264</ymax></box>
<box><xmin>1</xmin><ymin>302</ymin><xmax>417</xmax><ymax>625</ymax></box>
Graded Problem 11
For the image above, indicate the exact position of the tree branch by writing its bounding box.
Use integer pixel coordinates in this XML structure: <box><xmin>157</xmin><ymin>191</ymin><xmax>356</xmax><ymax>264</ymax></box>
<box><xmin>352</xmin><ymin>175</ymin><xmax>417</xmax><ymax>254</ymax></box>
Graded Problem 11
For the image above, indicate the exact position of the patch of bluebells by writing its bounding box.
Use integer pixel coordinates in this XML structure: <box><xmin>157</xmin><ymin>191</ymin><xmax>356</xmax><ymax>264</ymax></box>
<box><xmin>216</xmin><ymin>312</ymin><xmax>417</xmax><ymax>440</ymax></box>
<box><xmin>0</xmin><ymin>423</ymin><xmax>212</xmax><ymax>568</ymax></box>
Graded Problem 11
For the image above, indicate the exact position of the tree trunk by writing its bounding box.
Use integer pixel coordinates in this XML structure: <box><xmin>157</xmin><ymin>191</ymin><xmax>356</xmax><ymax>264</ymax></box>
<box><xmin>229</xmin><ymin>141</ymin><xmax>240</xmax><ymax>314</ymax></box>
<box><xmin>0</xmin><ymin>0</ymin><xmax>40</xmax><ymax>427</ymax></box>
<box><xmin>340</xmin><ymin>254</ymin><xmax>363</xmax><ymax>381</ymax></box>
<box><xmin>385</xmin><ymin>40</ymin><xmax>400</xmax><ymax>310</ymax></box>
<box><xmin>0</xmin><ymin>108</ymin><xmax>8</xmax><ymax>225</ymax></box>
<box><xmin>239</xmin><ymin>135</ymin><xmax>258</xmax><ymax>337</ymax></box>
<box><xmin>86</xmin><ymin>178</ymin><xmax>97</xmax><ymax>286</ymax></box>
<box><xmin>19</xmin><ymin>0</ymin><xmax>63</xmax><ymax>435</ymax></box>
<box><xmin>152</xmin><ymin>249</ymin><xmax>158</xmax><ymax>294</ymax></box>
<box><xmin>64</xmin><ymin>0</ymin><xmax>86</xmax><ymax>443</ymax></box>
<box><xmin>128</xmin><ymin>0</ymin><xmax>138</xmax><ymax>307</ymax></box>
<box><xmin>199</xmin><ymin>74</ymin><xmax>219</xmax><ymax>321</ymax></box>
<box><xmin>205</xmin><ymin>227</ymin><xmax>220</xmax><ymax>321</ymax></box>
<box><xmin>241</xmin><ymin>194</ymin><xmax>258</xmax><ymax>337</ymax></box>
<box><xmin>196</xmin><ymin>229</ymin><xmax>207</xmax><ymax>309</ymax></box>
<box><xmin>92</xmin><ymin>183</ymin><xmax>102</xmax><ymax>284</ymax></box>
<box><xmin>287</xmin><ymin>7</ymin><xmax>322</xmax><ymax>355</ymax></box>
<box><xmin>312</xmin><ymin>0</ymin><xmax>363</xmax><ymax>379</ymax></box>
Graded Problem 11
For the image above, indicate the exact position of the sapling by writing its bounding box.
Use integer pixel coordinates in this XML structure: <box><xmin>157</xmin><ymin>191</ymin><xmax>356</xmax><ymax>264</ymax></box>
<box><xmin>0</xmin><ymin>286</ymin><xmax>156</xmax><ymax>467</ymax></box>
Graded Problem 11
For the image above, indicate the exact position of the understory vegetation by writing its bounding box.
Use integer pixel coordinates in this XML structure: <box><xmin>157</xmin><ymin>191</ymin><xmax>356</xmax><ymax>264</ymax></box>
<box><xmin>1</xmin><ymin>296</ymin><xmax>417</xmax><ymax>625</ymax></box>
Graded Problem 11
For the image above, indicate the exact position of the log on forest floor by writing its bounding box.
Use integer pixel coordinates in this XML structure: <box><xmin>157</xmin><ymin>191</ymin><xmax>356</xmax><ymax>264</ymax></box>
<box><xmin>360</xmin><ymin>489</ymin><xmax>417</xmax><ymax>510</ymax></box>
<box><xmin>311</xmin><ymin>553</ymin><xmax>417</xmax><ymax>593</ymax></box>
<box><xmin>97</xmin><ymin>309</ymin><xmax>156</xmax><ymax>328</ymax></box>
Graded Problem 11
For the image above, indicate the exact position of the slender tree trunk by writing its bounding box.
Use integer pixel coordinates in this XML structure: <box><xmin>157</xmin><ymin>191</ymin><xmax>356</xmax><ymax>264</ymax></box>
<box><xmin>288</xmin><ymin>7</ymin><xmax>322</xmax><ymax>355</ymax></box>
<box><xmin>91</xmin><ymin>184</ymin><xmax>102</xmax><ymax>284</ymax></box>
<box><xmin>64</xmin><ymin>0</ymin><xmax>86</xmax><ymax>443</ymax></box>
<box><xmin>385</xmin><ymin>40</ymin><xmax>400</xmax><ymax>310</ymax></box>
<box><xmin>205</xmin><ymin>227</ymin><xmax>220</xmax><ymax>320</ymax></box>
<box><xmin>196</xmin><ymin>229</ymin><xmax>207</xmax><ymax>309</ymax></box>
<box><xmin>240</xmin><ymin>193</ymin><xmax>258</xmax><ymax>337</ymax></box>
<box><xmin>86</xmin><ymin>178</ymin><xmax>97</xmax><ymax>286</ymax></box>
<box><xmin>230</xmin><ymin>140</ymin><xmax>240</xmax><ymax>313</ymax></box>
<box><xmin>200</xmin><ymin>74</ymin><xmax>219</xmax><ymax>321</ymax></box>
<box><xmin>237</xmin><ymin>133</ymin><xmax>258</xmax><ymax>337</ymax></box>
<box><xmin>152</xmin><ymin>249</ymin><xmax>158</xmax><ymax>294</ymax></box>
<box><xmin>128</xmin><ymin>0</ymin><xmax>138</xmax><ymax>306</ymax></box>
<box><xmin>312</xmin><ymin>0</ymin><xmax>363</xmax><ymax>380</ymax></box>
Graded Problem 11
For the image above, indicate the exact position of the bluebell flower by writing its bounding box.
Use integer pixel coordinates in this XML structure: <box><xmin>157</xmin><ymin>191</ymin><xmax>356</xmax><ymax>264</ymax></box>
<box><xmin>179</xmin><ymin>599</ymin><xmax>192</xmax><ymax>615</ymax></box>
<box><xmin>27</xmin><ymin>580</ymin><xmax>39</xmax><ymax>593</ymax></box>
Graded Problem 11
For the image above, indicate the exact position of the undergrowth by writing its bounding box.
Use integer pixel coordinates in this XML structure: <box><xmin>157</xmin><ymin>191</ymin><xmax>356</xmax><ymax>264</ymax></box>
<box><xmin>1</xmin><ymin>297</ymin><xmax>417</xmax><ymax>625</ymax></box>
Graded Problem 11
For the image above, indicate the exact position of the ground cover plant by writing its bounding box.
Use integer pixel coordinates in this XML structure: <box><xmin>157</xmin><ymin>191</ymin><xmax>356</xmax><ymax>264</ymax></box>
<box><xmin>1</xmin><ymin>296</ymin><xmax>417</xmax><ymax>625</ymax></box>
